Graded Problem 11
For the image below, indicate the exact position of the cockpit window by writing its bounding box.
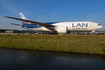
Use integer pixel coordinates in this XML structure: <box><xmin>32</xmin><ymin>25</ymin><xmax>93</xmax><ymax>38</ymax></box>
<box><xmin>98</xmin><ymin>24</ymin><xmax>100</xmax><ymax>26</ymax></box>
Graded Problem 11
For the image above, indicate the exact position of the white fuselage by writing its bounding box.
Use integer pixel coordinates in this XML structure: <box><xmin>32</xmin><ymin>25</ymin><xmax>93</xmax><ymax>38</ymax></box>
<box><xmin>28</xmin><ymin>21</ymin><xmax>103</xmax><ymax>32</ymax></box>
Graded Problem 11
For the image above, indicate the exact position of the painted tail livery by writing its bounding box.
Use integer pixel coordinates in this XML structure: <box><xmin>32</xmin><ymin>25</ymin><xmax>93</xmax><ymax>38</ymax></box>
<box><xmin>19</xmin><ymin>13</ymin><xmax>30</xmax><ymax>24</ymax></box>
<box><xmin>3</xmin><ymin>13</ymin><xmax>103</xmax><ymax>33</ymax></box>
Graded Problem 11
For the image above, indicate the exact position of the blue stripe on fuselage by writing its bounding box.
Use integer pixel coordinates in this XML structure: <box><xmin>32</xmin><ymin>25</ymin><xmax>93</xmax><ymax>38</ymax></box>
<box><xmin>22</xmin><ymin>22</ymin><xmax>58</xmax><ymax>28</ymax></box>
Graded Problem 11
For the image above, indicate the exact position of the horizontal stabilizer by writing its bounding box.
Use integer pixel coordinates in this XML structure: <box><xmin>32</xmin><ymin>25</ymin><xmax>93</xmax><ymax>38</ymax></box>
<box><xmin>10</xmin><ymin>23</ymin><xmax>22</xmax><ymax>26</ymax></box>
<box><xmin>10</xmin><ymin>23</ymin><xmax>26</xmax><ymax>27</ymax></box>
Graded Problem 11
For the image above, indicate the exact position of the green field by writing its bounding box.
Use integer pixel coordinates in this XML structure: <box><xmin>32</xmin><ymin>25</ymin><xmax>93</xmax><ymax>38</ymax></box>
<box><xmin>0</xmin><ymin>34</ymin><xmax>105</xmax><ymax>54</ymax></box>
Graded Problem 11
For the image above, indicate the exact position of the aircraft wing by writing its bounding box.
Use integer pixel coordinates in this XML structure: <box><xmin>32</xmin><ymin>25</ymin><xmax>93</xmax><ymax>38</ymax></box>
<box><xmin>3</xmin><ymin>16</ymin><xmax>55</xmax><ymax>28</ymax></box>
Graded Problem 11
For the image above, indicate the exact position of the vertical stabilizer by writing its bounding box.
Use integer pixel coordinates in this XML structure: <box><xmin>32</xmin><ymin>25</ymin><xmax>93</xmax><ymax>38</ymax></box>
<box><xmin>19</xmin><ymin>12</ymin><xmax>27</xmax><ymax>20</ymax></box>
<box><xmin>19</xmin><ymin>12</ymin><xmax>30</xmax><ymax>24</ymax></box>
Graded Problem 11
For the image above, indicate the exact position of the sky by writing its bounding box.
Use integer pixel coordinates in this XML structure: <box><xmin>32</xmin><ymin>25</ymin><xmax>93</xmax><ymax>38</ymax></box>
<box><xmin>0</xmin><ymin>0</ymin><xmax>105</xmax><ymax>30</ymax></box>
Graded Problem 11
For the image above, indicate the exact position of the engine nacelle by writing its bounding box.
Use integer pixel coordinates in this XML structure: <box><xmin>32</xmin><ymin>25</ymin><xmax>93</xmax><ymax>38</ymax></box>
<box><xmin>55</xmin><ymin>26</ymin><xmax>68</xmax><ymax>33</ymax></box>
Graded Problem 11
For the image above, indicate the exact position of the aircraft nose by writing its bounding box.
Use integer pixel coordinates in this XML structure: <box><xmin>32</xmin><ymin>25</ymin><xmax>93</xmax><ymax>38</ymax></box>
<box><xmin>101</xmin><ymin>25</ymin><xmax>103</xmax><ymax>28</ymax></box>
<box><xmin>99</xmin><ymin>25</ymin><xmax>103</xmax><ymax>29</ymax></box>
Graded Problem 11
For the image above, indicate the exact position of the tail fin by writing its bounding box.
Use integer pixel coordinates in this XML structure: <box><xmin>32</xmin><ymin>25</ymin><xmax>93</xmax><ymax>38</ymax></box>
<box><xmin>19</xmin><ymin>12</ymin><xmax>30</xmax><ymax>24</ymax></box>
<box><xmin>19</xmin><ymin>12</ymin><xmax>27</xmax><ymax>20</ymax></box>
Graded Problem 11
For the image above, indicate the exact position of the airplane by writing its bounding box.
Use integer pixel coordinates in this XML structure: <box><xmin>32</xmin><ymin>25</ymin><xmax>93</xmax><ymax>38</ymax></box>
<box><xmin>3</xmin><ymin>13</ymin><xmax>103</xmax><ymax>34</ymax></box>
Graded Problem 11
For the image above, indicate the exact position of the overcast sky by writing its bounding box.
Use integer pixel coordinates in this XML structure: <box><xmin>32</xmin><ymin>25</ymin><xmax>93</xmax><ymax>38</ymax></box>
<box><xmin>0</xmin><ymin>0</ymin><xmax>105</xmax><ymax>30</ymax></box>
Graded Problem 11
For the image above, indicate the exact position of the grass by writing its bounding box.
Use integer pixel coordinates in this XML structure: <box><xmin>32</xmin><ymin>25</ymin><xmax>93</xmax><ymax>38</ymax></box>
<box><xmin>0</xmin><ymin>34</ymin><xmax>105</xmax><ymax>54</ymax></box>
